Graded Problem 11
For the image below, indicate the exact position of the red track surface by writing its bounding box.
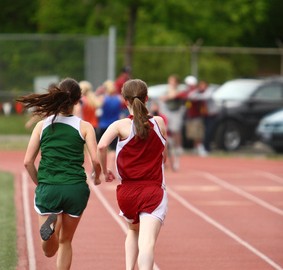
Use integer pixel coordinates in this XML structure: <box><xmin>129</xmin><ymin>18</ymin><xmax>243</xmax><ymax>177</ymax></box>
<box><xmin>1</xmin><ymin>150</ymin><xmax>283</xmax><ymax>270</ymax></box>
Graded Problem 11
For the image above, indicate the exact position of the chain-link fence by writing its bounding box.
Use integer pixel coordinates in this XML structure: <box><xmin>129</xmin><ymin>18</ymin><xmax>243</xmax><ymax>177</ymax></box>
<box><xmin>0</xmin><ymin>34</ymin><xmax>111</xmax><ymax>114</ymax></box>
<box><xmin>0</xmin><ymin>34</ymin><xmax>110</xmax><ymax>104</ymax></box>
<box><xmin>117</xmin><ymin>45</ymin><xmax>283</xmax><ymax>86</ymax></box>
<box><xmin>1</xmin><ymin>33</ymin><xmax>282</xmax><ymax>115</ymax></box>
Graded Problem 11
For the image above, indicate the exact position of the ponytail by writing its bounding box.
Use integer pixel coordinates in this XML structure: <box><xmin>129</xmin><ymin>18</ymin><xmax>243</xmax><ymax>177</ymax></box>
<box><xmin>122</xmin><ymin>79</ymin><xmax>150</xmax><ymax>139</ymax></box>
<box><xmin>17</xmin><ymin>78</ymin><xmax>81</xmax><ymax>119</ymax></box>
<box><xmin>132</xmin><ymin>97</ymin><xmax>150</xmax><ymax>139</ymax></box>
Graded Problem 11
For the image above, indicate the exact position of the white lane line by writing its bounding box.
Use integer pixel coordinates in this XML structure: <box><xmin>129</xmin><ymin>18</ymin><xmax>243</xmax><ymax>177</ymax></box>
<box><xmin>22</xmin><ymin>171</ymin><xmax>36</xmax><ymax>270</ymax></box>
<box><xmin>90</xmin><ymin>183</ymin><xmax>127</xmax><ymax>233</ymax></box>
<box><xmin>253</xmin><ymin>171</ymin><xmax>283</xmax><ymax>185</ymax></box>
<box><xmin>90</xmin><ymin>183</ymin><xmax>160</xmax><ymax>270</ymax></box>
<box><xmin>196</xmin><ymin>171</ymin><xmax>283</xmax><ymax>216</ymax></box>
<box><xmin>167</xmin><ymin>187</ymin><xmax>283</xmax><ymax>270</ymax></box>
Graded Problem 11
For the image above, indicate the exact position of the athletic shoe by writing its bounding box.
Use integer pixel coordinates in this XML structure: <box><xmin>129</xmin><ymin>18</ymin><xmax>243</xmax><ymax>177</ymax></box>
<box><xmin>40</xmin><ymin>214</ymin><xmax>57</xmax><ymax>241</ymax></box>
<box><xmin>175</xmin><ymin>147</ymin><xmax>184</xmax><ymax>156</ymax></box>
<box><xmin>197</xmin><ymin>144</ymin><xmax>208</xmax><ymax>157</ymax></box>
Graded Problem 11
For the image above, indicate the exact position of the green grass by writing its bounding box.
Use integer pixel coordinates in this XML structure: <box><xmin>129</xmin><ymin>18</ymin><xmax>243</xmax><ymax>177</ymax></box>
<box><xmin>0</xmin><ymin>172</ymin><xmax>17</xmax><ymax>269</ymax></box>
<box><xmin>0</xmin><ymin>114</ymin><xmax>31</xmax><ymax>135</ymax></box>
<box><xmin>0</xmin><ymin>141</ymin><xmax>29</xmax><ymax>151</ymax></box>
<box><xmin>0</xmin><ymin>114</ymin><xmax>31</xmax><ymax>150</ymax></box>
<box><xmin>0</xmin><ymin>136</ymin><xmax>29</xmax><ymax>150</ymax></box>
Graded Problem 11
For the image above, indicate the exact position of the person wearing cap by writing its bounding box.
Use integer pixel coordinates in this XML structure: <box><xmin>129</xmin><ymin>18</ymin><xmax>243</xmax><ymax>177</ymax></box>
<box><xmin>184</xmin><ymin>75</ymin><xmax>198</xmax><ymax>87</ymax></box>
<box><xmin>187</xmin><ymin>80</ymin><xmax>219</xmax><ymax>153</ymax></box>
<box><xmin>159</xmin><ymin>74</ymin><xmax>186</xmax><ymax>162</ymax></box>
<box><xmin>184</xmin><ymin>75</ymin><xmax>208</xmax><ymax>156</ymax></box>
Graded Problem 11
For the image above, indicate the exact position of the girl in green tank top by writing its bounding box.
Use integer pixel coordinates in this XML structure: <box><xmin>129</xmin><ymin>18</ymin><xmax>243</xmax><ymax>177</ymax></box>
<box><xmin>17</xmin><ymin>78</ymin><xmax>101</xmax><ymax>269</ymax></box>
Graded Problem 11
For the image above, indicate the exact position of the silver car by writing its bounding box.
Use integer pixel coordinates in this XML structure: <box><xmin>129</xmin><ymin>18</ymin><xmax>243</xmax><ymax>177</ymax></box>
<box><xmin>256</xmin><ymin>109</ymin><xmax>283</xmax><ymax>153</ymax></box>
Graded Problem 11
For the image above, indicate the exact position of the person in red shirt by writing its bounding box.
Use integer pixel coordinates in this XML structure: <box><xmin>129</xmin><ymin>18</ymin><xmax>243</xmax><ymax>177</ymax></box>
<box><xmin>73</xmin><ymin>81</ymin><xmax>101</xmax><ymax>132</ymax></box>
<box><xmin>97</xmin><ymin>79</ymin><xmax>168</xmax><ymax>270</ymax></box>
<box><xmin>184</xmin><ymin>76</ymin><xmax>208</xmax><ymax>156</ymax></box>
<box><xmin>149</xmin><ymin>100</ymin><xmax>180</xmax><ymax>171</ymax></box>
<box><xmin>115</xmin><ymin>66</ymin><xmax>131</xmax><ymax>94</ymax></box>
<box><xmin>115</xmin><ymin>66</ymin><xmax>131</xmax><ymax>117</ymax></box>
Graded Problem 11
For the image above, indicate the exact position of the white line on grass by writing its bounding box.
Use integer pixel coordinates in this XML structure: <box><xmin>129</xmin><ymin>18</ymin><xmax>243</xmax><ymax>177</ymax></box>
<box><xmin>90</xmin><ymin>183</ymin><xmax>160</xmax><ymax>270</ymax></box>
<box><xmin>167</xmin><ymin>187</ymin><xmax>283</xmax><ymax>270</ymax></box>
<box><xmin>22</xmin><ymin>171</ymin><xmax>36</xmax><ymax>270</ymax></box>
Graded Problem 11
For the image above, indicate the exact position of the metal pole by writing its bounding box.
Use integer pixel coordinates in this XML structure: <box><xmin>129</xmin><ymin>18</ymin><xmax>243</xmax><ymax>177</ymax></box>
<box><xmin>191</xmin><ymin>47</ymin><xmax>198</xmax><ymax>78</ymax></box>
<box><xmin>190</xmin><ymin>39</ymin><xmax>203</xmax><ymax>78</ymax></box>
<box><xmin>108</xmin><ymin>26</ymin><xmax>116</xmax><ymax>81</ymax></box>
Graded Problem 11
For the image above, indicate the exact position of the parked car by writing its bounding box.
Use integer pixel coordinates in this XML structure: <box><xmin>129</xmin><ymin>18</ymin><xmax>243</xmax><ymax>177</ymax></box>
<box><xmin>211</xmin><ymin>77</ymin><xmax>283</xmax><ymax>151</ymax></box>
<box><xmin>256</xmin><ymin>109</ymin><xmax>283</xmax><ymax>153</ymax></box>
<box><xmin>148</xmin><ymin>83</ymin><xmax>187</xmax><ymax>99</ymax></box>
<box><xmin>147</xmin><ymin>83</ymin><xmax>219</xmax><ymax>149</ymax></box>
<box><xmin>148</xmin><ymin>83</ymin><xmax>218</xmax><ymax>99</ymax></box>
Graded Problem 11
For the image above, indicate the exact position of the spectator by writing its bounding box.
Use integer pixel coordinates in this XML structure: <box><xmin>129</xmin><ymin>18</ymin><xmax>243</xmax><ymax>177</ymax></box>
<box><xmin>160</xmin><ymin>74</ymin><xmax>186</xmax><ymax>159</ymax></box>
<box><xmin>115</xmin><ymin>66</ymin><xmax>131</xmax><ymax>118</ymax></box>
<box><xmin>188</xmin><ymin>80</ymin><xmax>218</xmax><ymax>152</ymax></box>
<box><xmin>73</xmin><ymin>81</ymin><xmax>101</xmax><ymax>132</ymax></box>
<box><xmin>149</xmin><ymin>100</ymin><xmax>179</xmax><ymax>171</ymax></box>
<box><xmin>184</xmin><ymin>76</ymin><xmax>208</xmax><ymax>156</ymax></box>
<box><xmin>115</xmin><ymin>66</ymin><xmax>131</xmax><ymax>94</ymax></box>
<box><xmin>97</xmin><ymin>80</ymin><xmax>124</xmax><ymax>171</ymax></box>
<box><xmin>15</xmin><ymin>101</ymin><xmax>24</xmax><ymax>114</ymax></box>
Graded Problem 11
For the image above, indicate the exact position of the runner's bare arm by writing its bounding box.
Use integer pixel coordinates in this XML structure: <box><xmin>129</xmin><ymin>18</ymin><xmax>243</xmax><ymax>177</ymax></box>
<box><xmin>97</xmin><ymin>121</ymin><xmax>120</xmax><ymax>182</ymax></box>
<box><xmin>24</xmin><ymin>121</ymin><xmax>42</xmax><ymax>185</ymax></box>
<box><xmin>81</xmin><ymin>120</ymin><xmax>101</xmax><ymax>185</ymax></box>
<box><xmin>153</xmin><ymin>116</ymin><xmax>168</xmax><ymax>162</ymax></box>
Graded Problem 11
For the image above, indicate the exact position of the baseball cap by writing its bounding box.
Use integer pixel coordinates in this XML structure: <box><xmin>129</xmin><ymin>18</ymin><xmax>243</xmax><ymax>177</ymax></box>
<box><xmin>184</xmin><ymin>75</ymin><xmax>197</xmax><ymax>86</ymax></box>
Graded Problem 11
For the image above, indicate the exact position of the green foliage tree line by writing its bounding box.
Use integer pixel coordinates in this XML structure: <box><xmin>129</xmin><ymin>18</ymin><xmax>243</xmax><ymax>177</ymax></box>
<box><xmin>0</xmin><ymin>0</ymin><xmax>282</xmax><ymax>90</ymax></box>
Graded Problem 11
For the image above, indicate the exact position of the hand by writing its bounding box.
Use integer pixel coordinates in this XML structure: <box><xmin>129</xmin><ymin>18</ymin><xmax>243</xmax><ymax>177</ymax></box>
<box><xmin>104</xmin><ymin>169</ymin><xmax>116</xmax><ymax>182</ymax></box>
<box><xmin>91</xmin><ymin>172</ymin><xmax>101</xmax><ymax>185</ymax></box>
<box><xmin>94</xmin><ymin>177</ymin><xmax>101</xmax><ymax>185</ymax></box>
<box><xmin>160</xmin><ymin>96</ymin><xmax>168</xmax><ymax>101</ymax></box>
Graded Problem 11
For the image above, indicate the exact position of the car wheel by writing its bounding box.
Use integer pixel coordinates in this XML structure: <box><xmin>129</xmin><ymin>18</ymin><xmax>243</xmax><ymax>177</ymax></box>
<box><xmin>215</xmin><ymin>121</ymin><xmax>242</xmax><ymax>151</ymax></box>
<box><xmin>272</xmin><ymin>146</ymin><xmax>283</xmax><ymax>153</ymax></box>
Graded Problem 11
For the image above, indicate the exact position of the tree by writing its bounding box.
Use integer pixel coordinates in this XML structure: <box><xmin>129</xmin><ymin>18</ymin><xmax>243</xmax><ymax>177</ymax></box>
<box><xmin>0</xmin><ymin>0</ymin><xmax>37</xmax><ymax>33</ymax></box>
<box><xmin>1</xmin><ymin>0</ymin><xmax>282</xmax><ymax>89</ymax></box>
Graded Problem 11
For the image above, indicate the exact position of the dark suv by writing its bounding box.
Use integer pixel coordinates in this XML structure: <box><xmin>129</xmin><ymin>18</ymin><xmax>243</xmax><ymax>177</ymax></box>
<box><xmin>211</xmin><ymin>77</ymin><xmax>283</xmax><ymax>151</ymax></box>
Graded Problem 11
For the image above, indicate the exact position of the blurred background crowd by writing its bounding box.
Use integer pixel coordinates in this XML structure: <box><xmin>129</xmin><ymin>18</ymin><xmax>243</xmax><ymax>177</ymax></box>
<box><xmin>1</xmin><ymin>0</ymin><xmax>283</xmax><ymax>160</ymax></box>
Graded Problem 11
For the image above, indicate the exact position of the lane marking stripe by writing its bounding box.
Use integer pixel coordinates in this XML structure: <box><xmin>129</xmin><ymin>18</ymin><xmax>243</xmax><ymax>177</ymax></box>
<box><xmin>21</xmin><ymin>175</ymin><xmax>160</xmax><ymax>270</ymax></box>
<box><xmin>253</xmin><ymin>171</ymin><xmax>283</xmax><ymax>185</ymax></box>
<box><xmin>90</xmin><ymin>183</ymin><xmax>160</xmax><ymax>270</ymax></box>
<box><xmin>22</xmin><ymin>171</ymin><xmax>36</xmax><ymax>270</ymax></box>
<box><xmin>198</xmin><ymin>171</ymin><xmax>283</xmax><ymax>216</ymax></box>
<box><xmin>167</xmin><ymin>187</ymin><xmax>283</xmax><ymax>270</ymax></box>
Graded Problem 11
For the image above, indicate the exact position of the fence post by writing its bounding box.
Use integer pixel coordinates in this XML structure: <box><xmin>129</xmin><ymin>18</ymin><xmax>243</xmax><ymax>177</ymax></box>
<box><xmin>190</xmin><ymin>39</ymin><xmax>203</xmax><ymax>78</ymax></box>
<box><xmin>108</xmin><ymin>26</ymin><xmax>116</xmax><ymax>81</ymax></box>
<box><xmin>277</xmin><ymin>41</ymin><xmax>283</xmax><ymax>76</ymax></box>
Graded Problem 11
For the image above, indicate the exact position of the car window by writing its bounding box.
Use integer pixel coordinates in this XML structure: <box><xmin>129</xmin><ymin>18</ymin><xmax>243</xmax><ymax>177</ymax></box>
<box><xmin>253</xmin><ymin>84</ymin><xmax>282</xmax><ymax>100</ymax></box>
<box><xmin>212</xmin><ymin>80</ymin><xmax>262</xmax><ymax>101</ymax></box>
<box><xmin>148</xmin><ymin>83</ymin><xmax>187</xmax><ymax>99</ymax></box>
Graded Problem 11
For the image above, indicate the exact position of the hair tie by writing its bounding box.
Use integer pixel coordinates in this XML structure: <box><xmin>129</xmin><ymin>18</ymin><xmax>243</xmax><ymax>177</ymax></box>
<box><xmin>133</xmin><ymin>96</ymin><xmax>140</xmax><ymax>99</ymax></box>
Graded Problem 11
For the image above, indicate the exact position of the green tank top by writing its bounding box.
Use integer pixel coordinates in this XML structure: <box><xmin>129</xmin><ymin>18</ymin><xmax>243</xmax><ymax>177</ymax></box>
<box><xmin>38</xmin><ymin>115</ymin><xmax>86</xmax><ymax>184</ymax></box>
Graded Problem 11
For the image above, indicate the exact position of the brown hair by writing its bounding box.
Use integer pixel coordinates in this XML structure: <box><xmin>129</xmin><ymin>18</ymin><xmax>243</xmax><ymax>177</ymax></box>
<box><xmin>17</xmin><ymin>78</ymin><xmax>81</xmax><ymax>120</ymax></box>
<box><xmin>79</xmin><ymin>80</ymin><xmax>93</xmax><ymax>95</ymax></box>
<box><xmin>122</xmin><ymin>79</ymin><xmax>150</xmax><ymax>139</ymax></box>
